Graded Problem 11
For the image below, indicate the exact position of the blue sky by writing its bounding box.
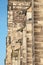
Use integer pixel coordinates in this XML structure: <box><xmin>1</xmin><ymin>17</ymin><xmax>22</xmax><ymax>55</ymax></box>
<box><xmin>0</xmin><ymin>0</ymin><xmax>7</xmax><ymax>65</ymax></box>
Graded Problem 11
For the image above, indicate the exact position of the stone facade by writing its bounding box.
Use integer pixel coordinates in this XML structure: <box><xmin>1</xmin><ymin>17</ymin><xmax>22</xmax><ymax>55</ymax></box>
<box><xmin>5</xmin><ymin>0</ymin><xmax>43</xmax><ymax>65</ymax></box>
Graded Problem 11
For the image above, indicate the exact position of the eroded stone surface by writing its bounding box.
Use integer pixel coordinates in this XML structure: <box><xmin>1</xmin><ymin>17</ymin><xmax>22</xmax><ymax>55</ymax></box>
<box><xmin>5</xmin><ymin>0</ymin><xmax>43</xmax><ymax>65</ymax></box>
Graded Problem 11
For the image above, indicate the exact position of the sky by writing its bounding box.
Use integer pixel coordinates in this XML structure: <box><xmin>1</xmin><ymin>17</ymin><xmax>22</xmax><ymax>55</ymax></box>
<box><xmin>0</xmin><ymin>0</ymin><xmax>8</xmax><ymax>65</ymax></box>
